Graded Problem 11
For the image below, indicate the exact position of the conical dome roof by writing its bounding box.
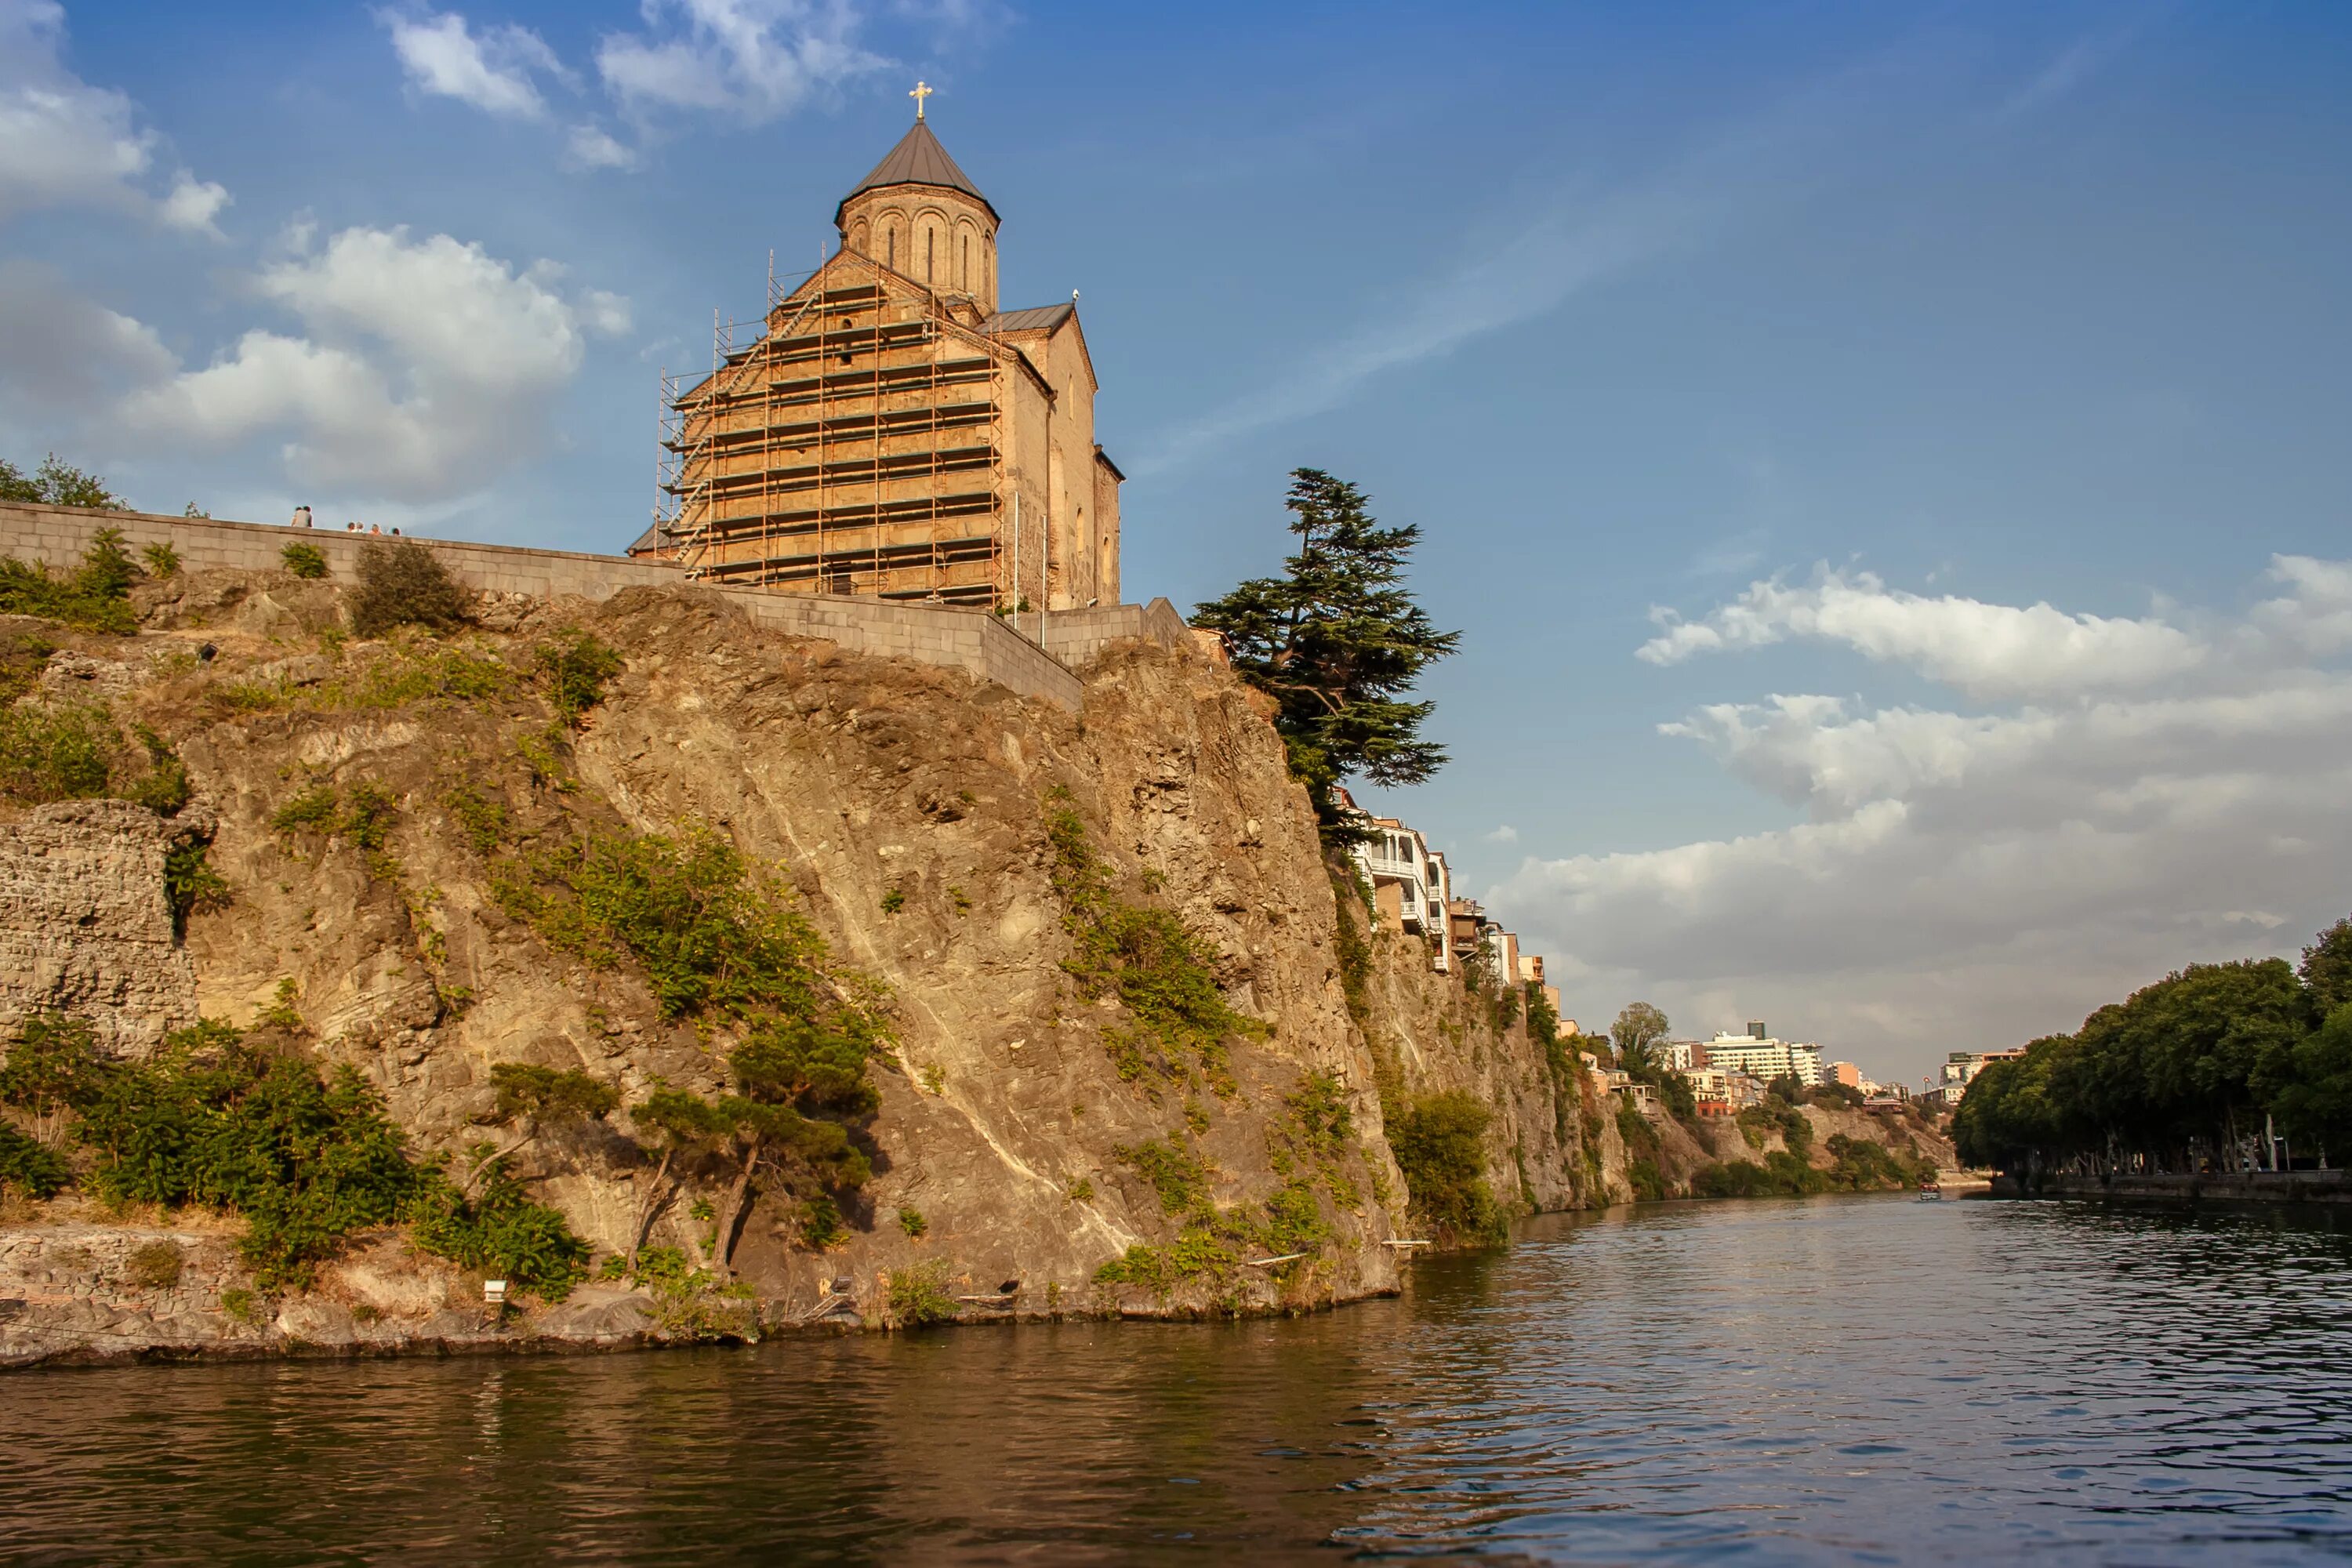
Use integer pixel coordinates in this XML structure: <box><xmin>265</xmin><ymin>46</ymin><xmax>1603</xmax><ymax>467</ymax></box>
<box><xmin>834</xmin><ymin>120</ymin><xmax>997</xmax><ymax>226</ymax></box>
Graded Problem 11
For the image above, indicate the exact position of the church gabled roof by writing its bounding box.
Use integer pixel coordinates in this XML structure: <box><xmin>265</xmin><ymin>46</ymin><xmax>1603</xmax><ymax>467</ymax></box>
<box><xmin>834</xmin><ymin>120</ymin><xmax>997</xmax><ymax>226</ymax></box>
<box><xmin>985</xmin><ymin>304</ymin><xmax>1073</xmax><ymax>334</ymax></box>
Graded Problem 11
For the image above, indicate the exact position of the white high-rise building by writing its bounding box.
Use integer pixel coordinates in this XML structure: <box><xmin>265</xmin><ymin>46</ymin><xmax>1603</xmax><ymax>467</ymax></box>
<box><xmin>1704</xmin><ymin>1023</ymin><xmax>1823</xmax><ymax>1087</ymax></box>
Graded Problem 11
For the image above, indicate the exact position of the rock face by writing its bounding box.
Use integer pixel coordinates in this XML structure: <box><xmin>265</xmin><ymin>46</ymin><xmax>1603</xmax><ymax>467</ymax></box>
<box><xmin>8</xmin><ymin>578</ymin><xmax>1599</xmax><ymax>1360</ymax></box>
<box><xmin>0</xmin><ymin>573</ymin><xmax>1943</xmax><ymax>1367</ymax></box>
<box><xmin>0</xmin><ymin>799</ymin><xmax>205</xmax><ymax>1053</ymax></box>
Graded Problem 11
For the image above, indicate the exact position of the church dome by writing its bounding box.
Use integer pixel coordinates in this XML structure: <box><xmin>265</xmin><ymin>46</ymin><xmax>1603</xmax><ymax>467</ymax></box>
<box><xmin>836</xmin><ymin>115</ymin><xmax>1000</xmax><ymax>309</ymax></box>
<box><xmin>833</xmin><ymin>121</ymin><xmax>998</xmax><ymax>227</ymax></box>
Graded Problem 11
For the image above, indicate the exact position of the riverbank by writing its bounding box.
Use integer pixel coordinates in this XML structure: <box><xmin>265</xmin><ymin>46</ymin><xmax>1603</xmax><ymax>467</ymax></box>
<box><xmin>1991</xmin><ymin>1170</ymin><xmax>2352</xmax><ymax>1205</ymax></box>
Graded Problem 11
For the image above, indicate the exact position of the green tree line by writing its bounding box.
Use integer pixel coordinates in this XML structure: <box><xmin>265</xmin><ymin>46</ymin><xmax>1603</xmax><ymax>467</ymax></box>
<box><xmin>1953</xmin><ymin>915</ymin><xmax>2352</xmax><ymax>1175</ymax></box>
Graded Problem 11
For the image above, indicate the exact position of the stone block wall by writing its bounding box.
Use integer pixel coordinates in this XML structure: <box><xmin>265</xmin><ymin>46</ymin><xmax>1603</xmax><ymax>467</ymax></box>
<box><xmin>0</xmin><ymin>800</ymin><xmax>201</xmax><ymax>1054</ymax></box>
<box><xmin>1038</xmin><ymin>597</ymin><xmax>1190</xmax><ymax>667</ymax></box>
<box><xmin>0</xmin><ymin>502</ymin><xmax>1087</xmax><ymax>710</ymax></box>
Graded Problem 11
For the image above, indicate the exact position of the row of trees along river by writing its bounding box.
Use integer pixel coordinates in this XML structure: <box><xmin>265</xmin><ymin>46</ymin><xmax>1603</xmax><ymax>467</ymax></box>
<box><xmin>1952</xmin><ymin>915</ymin><xmax>2352</xmax><ymax>1178</ymax></box>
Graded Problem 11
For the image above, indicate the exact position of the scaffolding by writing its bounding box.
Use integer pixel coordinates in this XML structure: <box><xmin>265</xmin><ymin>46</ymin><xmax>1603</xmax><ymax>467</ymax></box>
<box><xmin>653</xmin><ymin>261</ymin><xmax>1013</xmax><ymax>607</ymax></box>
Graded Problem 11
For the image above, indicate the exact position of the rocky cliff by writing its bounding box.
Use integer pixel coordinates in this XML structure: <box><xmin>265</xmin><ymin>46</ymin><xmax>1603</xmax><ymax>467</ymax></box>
<box><xmin>0</xmin><ymin>564</ymin><xmax>1955</xmax><ymax>1369</ymax></box>
<box><xmin>1</xmin><ymin>568</ymin><xmax>1601</xmax><ymax>1365</ymax></box>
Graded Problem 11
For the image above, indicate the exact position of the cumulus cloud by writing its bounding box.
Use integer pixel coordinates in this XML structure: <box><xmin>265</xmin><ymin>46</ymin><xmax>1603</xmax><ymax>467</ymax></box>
<box><xmin>0</xmin><ymin>259</ymin><xmax>174</xmax><ymax>421</ymax></box>
<box><xmin>380</xmin><ymin>8</ymin><xmax>564</xmax><ymax>119</ymax></box>
<box><xmin>158</xmin><ymin>174</ymin><xmax>230</xmax><ymax>235</ymax></box>
<box><xmin>1484</xmin><ymin>825</ymin><xmax>1520</xmax><ymax>844</ymax></box>
<box><xmin>118</xmin><ymin>225</ymin><xmax>626</xmax><ymax>500</ymax></box>
<box><xmin>1638</xmin><ymin>567</ymin><xmax>2209</xmax><ymax>699</ymax></box>
<box><xmin>2257</xmin><ymin>555</ymin><xmax>2352</xmax><ymax>655</ymax></box>
<box><xmin>596</xmin><ymin>0</ymin><xmax>889</xmax><ymax>124</ymax></box>
<box><xmin>565</xmin><ymin>122</ymin><xmax>640</xmax><ymax>170</ymax></box>
<box><xmin>0</xmin><ymin>0</ymin><xmax>226</xmax><ymax>230</ymax></box>
<box><xmin>1495</xmin><ymin>557</ymin><xmax>2352</xmax><ymax>1083</ymax></box>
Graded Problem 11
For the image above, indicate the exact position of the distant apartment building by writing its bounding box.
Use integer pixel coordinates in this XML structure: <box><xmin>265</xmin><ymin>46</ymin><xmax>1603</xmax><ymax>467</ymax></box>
<box><xmin>1655</xmin><ymin>1039</ymin><xmax>1708</xmax><ymax>1073</ymax></box>
<box><xmin>1331</xmin><ymin>789</ymin><xmax>1553</xmax><ymax>1002</ymax></box>
<box><xmin>1825</xmin><ymin>1061</ymin><xmax>1862</xmax><ymax>1090</ymax></box>
<box><xmin>1483</xmin><ymin>924</ymin><xmax>1518</xmax><ymax>990</ymax></box>
<box><xmin>1927</xmin><ymin>1047</ymin><xmax>2027</xmax><ymax>1106</ymax></box>
<box><xmin>1338</xmin><ymin>788</ymin><xmax>1452</xmax><ymax>973</ymax></box>
<box><xmin>1686</xmin><ymin>1066</ymin><xmax>1735</xmax><ymax>1116</ymax></box>
<box><xmin>1704</xmin><ymin>1022</ymin><xmax>1824</xmax><ymax>1087</ymax></box>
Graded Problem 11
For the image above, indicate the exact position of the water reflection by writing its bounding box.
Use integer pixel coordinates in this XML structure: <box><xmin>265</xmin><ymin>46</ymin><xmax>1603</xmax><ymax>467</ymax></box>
<box><xmin>4</xmin><ymin>1197</ymin><xmax>2350</xmax><ymax>1564</ymax></box>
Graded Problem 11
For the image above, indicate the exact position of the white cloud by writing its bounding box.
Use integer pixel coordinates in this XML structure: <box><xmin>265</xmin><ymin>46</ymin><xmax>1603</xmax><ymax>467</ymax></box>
<box><xmin>118</xmin><ymin>225</ymin><xmax>627</xmax><ymax>500</ymax></box>
<box><xmin>1484</xmin><ymin>825</ymin><xmax>1520</xmax><ymax>844</ymax></box>
<box><xmin>158</xmin><ymin>174</ymin><xmax>230</xmax><ymax>236</ymax></box>
<box><xmin>596</xmin><ymin>0</ymin><xmax>889</xmax><ymax>125</ymax></box>
<box><xmin>380</xmin><ymin>8</ymin><xmax>564</xmax><ymax>119</ymax></box>
<box><xmin>0</xmin><ymin>0</ymin><xmax>227</xmax><ymax>230</ymax></box>
<box><xmin>565</xmin><ymin>122</ymin><xmax>640</xmax><ymax>170</ymax></box>
<box><xmin>578</xmin><ymin>288</ymin><xmax>633</xmax><ymax>337</ymax></box>
<box><xmin>0</xmin><ymin>258</ymin><xmax>174</xmax><ymax>422</ymax></box>
<box><xmin>1494</xmin><ymin>556</ymin><xmax>2352</xmax><ymax>1084</ymax></box>
<box><xmin>2257</xmin><ymin>554</ymin><xmax>2352</xmax><ymax>655</ymax></box>
<box><xmin>1638</xmin><ymin>567</ymin><xmax>2209</xmax><ymax>700</ymax></box>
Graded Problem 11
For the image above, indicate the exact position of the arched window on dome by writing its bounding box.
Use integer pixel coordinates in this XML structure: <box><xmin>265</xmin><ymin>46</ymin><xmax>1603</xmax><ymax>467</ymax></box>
<box><xmin>925</xmin><ymin>227</ymin><xmax>935</xmax><ymax>284</ymax></box>
<box><xmin>886</xmin><ymin>227</ymin><xmax>895</xmax><ymax>270</ymax></box>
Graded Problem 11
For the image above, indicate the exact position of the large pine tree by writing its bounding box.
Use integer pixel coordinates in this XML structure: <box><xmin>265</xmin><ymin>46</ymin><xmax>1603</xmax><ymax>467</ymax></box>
<box><xmin>1192</xmin><ymin>469</ymin><xmax>1459</xmax><ymax>831</ymax></box>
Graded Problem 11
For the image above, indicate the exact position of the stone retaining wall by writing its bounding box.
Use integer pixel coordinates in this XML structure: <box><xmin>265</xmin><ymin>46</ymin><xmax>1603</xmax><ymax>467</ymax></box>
<box><xmin>1038</xmin><ymin>597</ymin><xmax>1190</xmax><ymax>668</ymax></box>
<box><xmin>1991</xmin><ymin>1171</ymin><xmax>2352</xmax><ymax>1204</ymax></box>
<box><xmin>0</xmin><ymin>502</ymin><xmax>1090</xmax><ymax>710</ymax></box>
<box><xmin>0</xmin><ymin>800</ymin><xmax>202</xmax><ymax>1054</ymax></box>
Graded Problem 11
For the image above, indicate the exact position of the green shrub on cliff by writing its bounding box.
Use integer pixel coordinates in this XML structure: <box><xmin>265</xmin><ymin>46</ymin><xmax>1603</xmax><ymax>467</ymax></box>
<box><xmin>1691</xmin><ymin>1149</ymin><xmax>1828</xmax><ymax>1200</ymax></box>
<box><xmin>497</xmin><ymin>826</ymin><xmax>827</xmax><ymax>1021</ymax></box>
<box><xmin>1044</xmin><ymin>792</ymin><xmax>1265</xmax><ymax>1094</ymax></box>
<box><xmin>0</xmin><ymin>525</ymin><xmax>139</xmax><ymax>634</ymax></box>
<box><xmin>495</xmin><ymin>822</ymin><xmax>891</xmax><ymax>1272</ymax></box>
<box><xmin>0</xmin><ymin>1122</ymin><xmax>69</xmax><ymax>1199</ymax></box>
<box><xmin>1389</xmin><ymin>1090</ymin><xmax>1503</xmax><ymax>1243</ymax></box>
<box><xmin>535</xmin><ymin>629</ymin><xmax>624</xmax><ymax>728</ymax></box>
<box><xmin>350</xmin><ymin>539</ymin><xmax>470</xmax><ymax>637</ymax></box>
<box><xmin>408</xmin><ymin>1159</ymin><xmax>590</xmax><ymax>1300</ymax></box>
<box><xmin>0</xmin><ymin>701</ymin><xmax>201</xmax><ymax>822</ymax></box>
<box><xmin>0</xmin><ymin>702</ymin><xmax>114</xmax><ymax>802</ymax></box>
<box><xmin>0</xmin><ymin>454</ymin><xmax>126</xmax><ymax>510</ymax></box>
<box><xmin>1</xmin><ymin>1013</ymin><xmax>590</xmax><ymax>1294</ymax></box>
<box><xmin>281</xmin><ymin>541</ymin><xmax>328</xmax><ymax>579</ymax></box>
<box><xmin>1113</xmin><ymin>1135</ymin><xmax>1211</xmax><ymax>1214</ymax></box>
<box><xmin>886</xmin><ymin>1261</ymin><xmax>960</xmax><ymax>1327</ymax></box>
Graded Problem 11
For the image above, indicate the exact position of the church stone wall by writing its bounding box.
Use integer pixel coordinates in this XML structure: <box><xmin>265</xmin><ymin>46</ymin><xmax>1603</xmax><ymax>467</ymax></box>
<box><xmin>0</xmin><ymin>502</ymin><xmax>1083</xmax><ymax>710</ymax></box>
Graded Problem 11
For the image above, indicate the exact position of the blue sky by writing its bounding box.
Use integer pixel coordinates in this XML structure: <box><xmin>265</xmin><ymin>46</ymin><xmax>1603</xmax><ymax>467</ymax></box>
<box><xmin>5</xmin><ymin>0</ymin><xmax>2350</xmax><ymax>1084</ymax></box>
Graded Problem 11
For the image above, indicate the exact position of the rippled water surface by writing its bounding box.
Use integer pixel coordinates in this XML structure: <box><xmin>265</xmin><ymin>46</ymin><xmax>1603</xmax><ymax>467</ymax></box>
<box><xmin>7</xmin><ymin>1196</ymin><xmax>2352</xmax><ymax>1564</ymax></box>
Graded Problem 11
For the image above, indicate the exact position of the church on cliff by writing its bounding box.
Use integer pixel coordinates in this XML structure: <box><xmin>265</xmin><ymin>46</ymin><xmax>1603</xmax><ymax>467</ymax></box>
<box><xmin>630</xmin><ymin>91</ymin><xmax>1123</xmax><ymax>612</ymax></box>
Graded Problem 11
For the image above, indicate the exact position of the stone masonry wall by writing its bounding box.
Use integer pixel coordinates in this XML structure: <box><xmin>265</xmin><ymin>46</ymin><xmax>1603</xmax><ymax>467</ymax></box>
<box><xmin>0</xmin><ymin>800</ymin><xmax>202</xmax><ymax>1054</ymax></box>
<box><xmin>0</xmin><ymin>503</ymin><xmax>1087</xmax><ymax>710</ymax></box>
<box><xmin>1039</xmin><ymin>597</ymin><xmax>1189</xmax><ymax>669</ymax></box>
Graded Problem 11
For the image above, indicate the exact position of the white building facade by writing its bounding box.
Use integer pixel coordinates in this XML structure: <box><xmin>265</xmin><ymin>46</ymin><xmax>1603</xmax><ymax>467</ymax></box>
<box><xmin>1704</xmin><ymin>1030</ymin><xmax>1824</xmax><ymax>1087</ymax></box>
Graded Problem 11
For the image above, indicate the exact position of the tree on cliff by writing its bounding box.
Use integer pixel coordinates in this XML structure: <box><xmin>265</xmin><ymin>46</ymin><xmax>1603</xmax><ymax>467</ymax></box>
<box><xmin>1191</xmin><ymin>469</ymin><xmax>1460</xmax><ymax>833</ymax></box>
<box><xmin>0</xmin><ymin>454</ymin><xmax>126</xmax><ymax>510</ymax></box>
<box><xmin>1610</xmin><ymin>1003</ymin><xmax>1670</xmax><ymax>1072</ymax></box>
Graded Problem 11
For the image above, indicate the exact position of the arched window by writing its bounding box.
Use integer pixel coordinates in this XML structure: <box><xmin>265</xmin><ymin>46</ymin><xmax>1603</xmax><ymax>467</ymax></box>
<box><xmin>925</xmin><ymin>227</ymin><xmax>935</xmax><ymax>284</ymax></box>
<box><xmin>886</xmin><ymin>228</ymin><xmax>895</xmax><ymax>269</ymax></box>
<box><xmin>961</xmin><ymin>235</ymin><xmax>969</xmax><ymax>291</ymax></box>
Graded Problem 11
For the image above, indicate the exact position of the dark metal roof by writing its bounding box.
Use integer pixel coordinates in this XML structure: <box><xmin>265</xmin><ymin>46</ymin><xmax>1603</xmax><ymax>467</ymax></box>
<box><xmin>986</xmin><ymin>304</ymin><xmax>1073</xmax><ymax>334</ymax></box>
<box><xmin>835</xmin><ymin>121</ymin><xmax>996</xmax><ymax>226</ymax></box>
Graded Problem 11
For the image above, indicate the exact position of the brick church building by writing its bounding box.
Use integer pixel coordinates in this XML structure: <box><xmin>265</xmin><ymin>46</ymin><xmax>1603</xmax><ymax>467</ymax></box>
<box><xmin>632</xmin><ymin>95</ymin><xmax>1123</xmax><ymax>612</ymax></box>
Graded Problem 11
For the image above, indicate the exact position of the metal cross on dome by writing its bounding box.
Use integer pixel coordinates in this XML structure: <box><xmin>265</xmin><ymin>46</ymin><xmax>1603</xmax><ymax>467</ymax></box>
<box><xmin>910</xmin><ymin>81</ymin><xmax>933</xmax><ymax>120</ymax></box>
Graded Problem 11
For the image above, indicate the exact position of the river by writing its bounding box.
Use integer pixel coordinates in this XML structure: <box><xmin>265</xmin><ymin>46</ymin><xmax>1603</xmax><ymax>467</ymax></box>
<box><xmin>4</xmin><ymin>1194</ymin><xmax>2349</xmax><ymax>1564</ymax></box>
